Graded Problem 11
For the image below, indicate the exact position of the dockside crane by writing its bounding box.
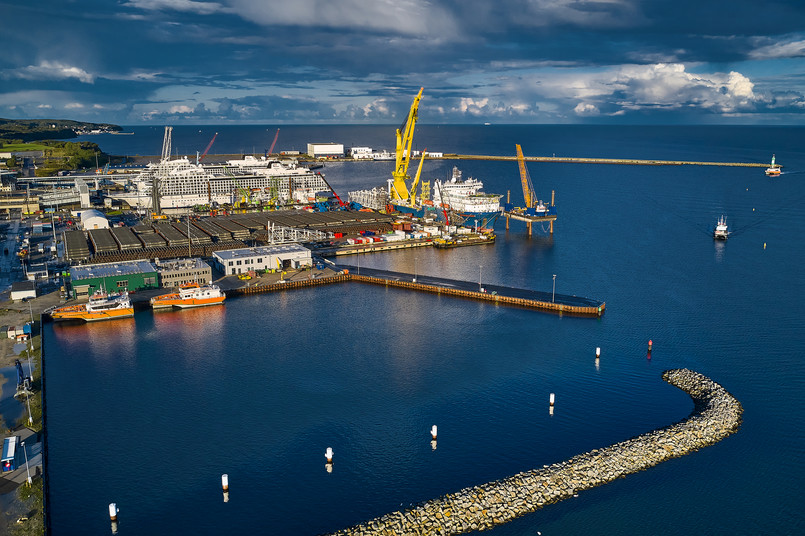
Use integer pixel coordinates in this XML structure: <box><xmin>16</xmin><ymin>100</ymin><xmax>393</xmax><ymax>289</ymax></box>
<box><xmin>197</xmin><ymin>132</ymin><xmax>218</xmax><ymax>162</ymax></box>
<box><xmin>408</xmin><ymin>149</ymin><xmax>427</xmax><ymax>208</ymax></box>
<box><xmin>390</xmin><ymin>87</ymin><xmax>424</xmax><ymax>203</ymax></box>
<box><xmin>267</xmin><ymin>128</ymin><xmax>280</xmax><ymax>156</ymax></box>
<box><xmin>516</xmin><ymin>144</ymin><xmax>537</xmax><ymax>211</ymax></box>
<box><xmin>505</xmin><ymin>144</ymin><xmax>556</xmax><ymax>235</ymax></box>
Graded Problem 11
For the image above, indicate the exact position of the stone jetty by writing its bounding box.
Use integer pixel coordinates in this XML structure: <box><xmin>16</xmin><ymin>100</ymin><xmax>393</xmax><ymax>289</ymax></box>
<box><xmin>325</xmin><ymin>369</ymin><xmax>743</xmax><ymax>536</ymax></box>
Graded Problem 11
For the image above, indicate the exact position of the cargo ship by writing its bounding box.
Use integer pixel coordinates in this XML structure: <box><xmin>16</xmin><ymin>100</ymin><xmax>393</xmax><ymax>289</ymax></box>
<box><xmin>150</xmin><ymin>282</ymin><xmax>226</xmax><ymax>309</ymax></box>
<box><xmin>50</xmin><ymin>290</ymin><xmax>134</xmax><ymax>322</ymax></box>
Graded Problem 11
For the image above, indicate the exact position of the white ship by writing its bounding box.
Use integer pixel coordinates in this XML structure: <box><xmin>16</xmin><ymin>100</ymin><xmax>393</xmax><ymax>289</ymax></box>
<box><xmin>714</xmin><ymin>215</ymin><xmax>729</xmax><ymax>240</ymax></box>
<box><xmin>108</xmin><ymin>129</ymin><xmax>330</xmax><ymax>210</ymax></box>
<box><xmin>431</xmin><ymin>167</ymin><xmax>502</xmax><ymax>227</ymax></box>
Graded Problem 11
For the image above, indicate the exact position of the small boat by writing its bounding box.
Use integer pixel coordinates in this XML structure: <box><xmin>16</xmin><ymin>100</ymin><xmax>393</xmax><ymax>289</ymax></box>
<box><xmin>765</xmin><ymin>154</ymin><xmax>781</xmax><ymax>176</ymax></box>
<box><xmin>150</xmin><ymin>282</ymin><xmax>225</xmax><ymax>309</ymax></box>
<box><xmin>714</xmin><ymin>215</ymin><xmax>729</xmax><ymax>240</ymax></box>
<box><xmin>50</xmin><ymin>290</ymin><xmax>134</xmax><ymax>322</ymax></box>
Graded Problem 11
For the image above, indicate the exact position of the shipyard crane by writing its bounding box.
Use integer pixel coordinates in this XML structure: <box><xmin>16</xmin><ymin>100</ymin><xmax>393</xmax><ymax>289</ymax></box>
<box><xmin>198</xmin><ymin>132</ymin><xmax>218</xmax><ymax>162</ymax></box>
<box><xmin>516</xmin><ymin>144</ymin><xmax>537</xmax><ymax>210</ymax></box>
<box><xmin>407</xmin><ymin>149</ymin><xmax>427</xmax><ymax>208</ymax></box>
<box><xmin>390</xmin><ymin>87</ymin><xmax>424</xmax><ymax>202</ymax></box>
<box><xmin>267</xmin><ymin>128</ymin><xmax>280</xmax><ymax>156</ymax></box>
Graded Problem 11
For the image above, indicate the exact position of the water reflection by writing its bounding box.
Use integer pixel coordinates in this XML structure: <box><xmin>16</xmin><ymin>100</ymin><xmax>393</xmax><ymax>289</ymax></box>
<box><xmin>714</xmin><ymin>240</ymin><xmax>726</xmax><ymax>262</ymax></box>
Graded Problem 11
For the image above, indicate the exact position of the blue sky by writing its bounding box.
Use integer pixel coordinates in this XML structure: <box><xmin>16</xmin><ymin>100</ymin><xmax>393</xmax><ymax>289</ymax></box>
<box><xmin>1</xmin><ymin>0</ymin><xmax>804</xmax><ymax>124</ymax></box>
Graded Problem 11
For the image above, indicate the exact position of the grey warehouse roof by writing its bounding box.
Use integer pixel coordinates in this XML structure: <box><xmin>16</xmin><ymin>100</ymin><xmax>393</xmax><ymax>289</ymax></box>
<box><xmin>71</xmin><ymin>260</ymin><xmax>157</xmax><ymax>280</ymax></box>
<box><xmin>213</xmin><ymin>244</ymin><xmax>310</xmax><ymax>261</ymax></box>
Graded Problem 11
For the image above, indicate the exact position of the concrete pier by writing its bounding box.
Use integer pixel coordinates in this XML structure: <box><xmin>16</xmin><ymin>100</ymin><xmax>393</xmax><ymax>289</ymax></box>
<box><xmin>443</xmin><ymin>154</ymin><xmax>774</xmax><ymax>168</ymax></box>
<box><xmin>229</xmin><ymin>268</ymin><xmax>605</xmax><ymax>317</ymax></box>
<box><xmin>324</xmin><ymin>369</ymin><xmax>743</xmax><ymax>536</ymax></box>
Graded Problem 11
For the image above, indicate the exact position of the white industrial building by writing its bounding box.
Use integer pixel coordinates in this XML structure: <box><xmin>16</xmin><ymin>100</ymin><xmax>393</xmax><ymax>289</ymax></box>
<box><xmin>212</xmin><ymin>244</ymin><xmax>313</xmax><ymax>275</ymax></box>
<box><xmin>78</xmin><ymin>209</ymin><xmax>109</xmax><ymax>230</ymax></box>
<box><xmin>306</xmin><ymin>143</ymin><xmax>344</xmax><ymax>158</ymax></box>
<box><xmin>350</xmin><ymin>147</ymin><xmax>373</xmax><ymax>159</ymax></box>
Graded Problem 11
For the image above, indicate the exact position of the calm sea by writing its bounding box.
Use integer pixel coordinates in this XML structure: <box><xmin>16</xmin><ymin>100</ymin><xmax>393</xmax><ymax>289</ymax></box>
<box><xmin>45</xmin><ymin>125</ymin><xmax>805</xmax><ymax>535</ymax></box>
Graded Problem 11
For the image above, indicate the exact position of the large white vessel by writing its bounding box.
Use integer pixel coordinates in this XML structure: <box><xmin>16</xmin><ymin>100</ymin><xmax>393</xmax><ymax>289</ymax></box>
<box><xmin>431</xmin><ymin>167</ymin><xmax>502</xmax><ymax>228</ymax></box>
<box><xmin>111</xmin><ymin>157</ymin><xmax>330</xmax><ymax>209</ymax></box>
<box><xmin>109</xmin><ymin>128</ymin><xmax>330</xmax><ymax>210</ymax></box>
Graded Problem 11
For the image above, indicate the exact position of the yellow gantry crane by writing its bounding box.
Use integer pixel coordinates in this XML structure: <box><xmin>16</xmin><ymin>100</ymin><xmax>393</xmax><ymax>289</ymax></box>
<box><xmin>390</xmin><ymin>87</ymin><xmax>424</xmax><ymax>203</ymax></box>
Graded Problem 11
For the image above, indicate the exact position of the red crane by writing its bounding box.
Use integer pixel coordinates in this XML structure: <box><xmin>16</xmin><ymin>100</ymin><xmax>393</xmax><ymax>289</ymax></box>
<box><xmin>198</xmin><ymin>132</ymin><xmax>218</xmax><ymax>161</ymax></box>
<box><xmin>267</xmin><ymin>128</ymin><xmax>280</xmax><ymax>156</ymax></box>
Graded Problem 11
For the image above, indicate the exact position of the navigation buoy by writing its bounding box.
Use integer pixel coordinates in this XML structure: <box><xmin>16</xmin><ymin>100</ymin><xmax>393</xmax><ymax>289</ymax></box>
<box><xmin>764</xmin><ymin>242</ymin><xmax>767</xmax><ymax>250</ymax></box>
<box><xmin>549</xmin><ymin>393</ymin><xmax>555</xmax><ymax>407</ymax></box>
<box><xmin>221</xmin><ymin>474</ymin><xmax>229</xmax><ymax>492</ymax></box>
<box><xmin>325</xmin><ymin>447</ymin><xmax>334</xmax><ymax>464</ymax></box>
<box><xmin>595</xmin><ymin>347</ymin><xmax>601</xmax><ymax>359</ymax></box>
<box><xmin>430</xmin><ymin>425</ymin><xmax>438</xmax><ymax>441</ymax></box>
<box><xmin>648</xmin><ymin>339</ymin><xmax>653</xmax><ymax>351</ymax></box>
<box><xmin>108</xmin><ymin>503</ymin><xmax>118</xmax><ymax>522</ymax></box>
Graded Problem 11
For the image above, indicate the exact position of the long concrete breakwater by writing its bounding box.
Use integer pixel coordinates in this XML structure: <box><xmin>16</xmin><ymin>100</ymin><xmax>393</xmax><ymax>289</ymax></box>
<box><xmin>228</xmin><ymin>271</ymin><xmax>605</xmax><ymax>317</ymax></box>
<box><xmin>444</xmin><ymin>154</ymin><xmax>772</xmax><ymax>168</ymax></box>
<box><xmin>324</xmin><ymin>369</ymin><xmax>743</xmax><ymax>536</ymax></box>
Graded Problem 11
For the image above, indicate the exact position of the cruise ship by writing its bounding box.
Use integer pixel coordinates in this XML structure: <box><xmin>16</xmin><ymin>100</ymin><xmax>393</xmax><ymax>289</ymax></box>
<box><xmin>110</xmin><ymin>155</ymin><xmax>330</xmax><ymax>210</ymax></box>
<box><xmin>432</xmin><ymin>167</ymin><xmax>502</xmax><ymax>229</ymax></box>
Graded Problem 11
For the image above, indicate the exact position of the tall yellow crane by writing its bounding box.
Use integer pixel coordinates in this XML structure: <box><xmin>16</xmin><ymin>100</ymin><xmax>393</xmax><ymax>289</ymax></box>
<box><xmin>516</xmin><ymin>144</ymin><xmax>536</xmax><ymax>209</ymax></box>
<box><xmin>390</xmin><ymin>87</ymin><xmax>424</xmax><ymax>202</ymax></box>
<box><xmin>408</xmin><ymin>149</ymin><xmax>427</xmax><ymax>207</ymax></box>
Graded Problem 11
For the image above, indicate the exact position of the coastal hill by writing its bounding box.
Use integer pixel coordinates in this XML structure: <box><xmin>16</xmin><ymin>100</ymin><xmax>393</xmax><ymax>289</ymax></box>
<box><xmin>0</xmin><ymin>118</ymin><xmax>122</xmax><ymax>142</ymax></box>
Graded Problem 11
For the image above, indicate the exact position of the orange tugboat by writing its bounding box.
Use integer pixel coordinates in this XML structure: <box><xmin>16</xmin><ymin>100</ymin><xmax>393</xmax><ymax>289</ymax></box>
<box><xmin>50</xmin><ymin>290</ymin><xmax>134</xmax><ymax>322</ymax></box>
<box><xmin>150</xmin><ymin>282</ymin><xmax>226</xmax><ymax>309</ymax></box>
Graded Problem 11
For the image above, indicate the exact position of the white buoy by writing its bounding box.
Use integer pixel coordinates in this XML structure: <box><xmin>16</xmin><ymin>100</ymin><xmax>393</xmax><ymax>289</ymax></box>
<box><xmin>595</xmin><ymin>347</ymin><xmax>601</xmax><ymax>358</ymax></box>
<box><xmin>108</xmin><ymin>503</ymin><xmax>118</xmax><ymax>522</ymax></box>
<box><xmin>430</xmin><ymin>425</ymin><xmax>438</xmax><ymax>440</ymax></box>
<box><xmin>221</xmin><ymin>474</ymin><xmax>229</xmax><ymax>492</ymax></box>
<box><xmin>325</xmin><ymin>447</ymin><xmax>334</xmax><ymax>464</ymax></box>
<box><xmin>549</xmin><ymin>393</ymin><xmax>555</xmax><ymax>406</ymax></box>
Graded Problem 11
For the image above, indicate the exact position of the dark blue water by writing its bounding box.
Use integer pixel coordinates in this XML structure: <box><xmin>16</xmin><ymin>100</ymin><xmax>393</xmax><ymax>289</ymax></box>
<box><xmin>46</xmin><ymin>126</ymin><xmax>805</xmax><ymax>535</ymax></box>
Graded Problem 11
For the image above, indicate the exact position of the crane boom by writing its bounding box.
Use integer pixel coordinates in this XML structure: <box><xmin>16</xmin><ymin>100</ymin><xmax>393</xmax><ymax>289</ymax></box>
<box><xmin>391</xmin><ymin>87</ymin><xmax>424</xmax><ymax>202</ymax></box>
<box><xmin>199</xmin><ymin>132</ymin><xmax>218</xmax><ymax>161</ymax></box>
<box><xmin>516</xmin><ymin>144</ymin><xmax>533</xmax><ymax>208</ymax></box>
<box><xmin>408</xmin><ymin>149</ymin><xmax>427</xmax><ymax>207</ymax></box>
<box><xmin>268</xmin><ymin>128</ymin><xmax>280</xmax><ymax>155</ymax></box>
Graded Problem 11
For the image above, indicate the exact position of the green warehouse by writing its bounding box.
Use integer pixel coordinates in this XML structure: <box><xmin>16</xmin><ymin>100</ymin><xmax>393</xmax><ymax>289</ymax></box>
<box><xmin>68</xmin><ymin>260</ymin><xmax>159</xmax><ymax>299</ymax></box>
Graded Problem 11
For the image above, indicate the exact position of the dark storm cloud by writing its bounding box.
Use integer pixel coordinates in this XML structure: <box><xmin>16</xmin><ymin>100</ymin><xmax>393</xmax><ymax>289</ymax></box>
<box><xmin>1</xmin><ymin>0</ymin><xmax>804</xmax><ymax>123</ymax></box>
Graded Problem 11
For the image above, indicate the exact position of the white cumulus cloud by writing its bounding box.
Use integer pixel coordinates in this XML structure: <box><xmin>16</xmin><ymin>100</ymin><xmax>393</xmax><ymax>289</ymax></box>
<box><xmin>4</xmin><ymin>61</ymin><xmax>95</xmax><ymax>84</ymax></box>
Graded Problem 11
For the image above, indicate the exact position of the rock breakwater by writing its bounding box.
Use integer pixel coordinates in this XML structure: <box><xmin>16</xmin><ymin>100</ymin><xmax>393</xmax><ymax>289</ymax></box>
<box><xmin>325</xmin><ymin>369</ymin><xmax>743</xmax><ymax>536</ymax></box>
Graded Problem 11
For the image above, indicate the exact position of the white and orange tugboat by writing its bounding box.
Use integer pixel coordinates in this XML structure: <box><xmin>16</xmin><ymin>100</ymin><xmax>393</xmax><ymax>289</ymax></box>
<box><xmin>150</xmin><ymin>282</ymin><xmax>226</xmax><ymax>309</ymax></box>
<box><xmin>50</xmin><ymin>290</ymin><xmax>134</xmax><ymax>322</ymax></box>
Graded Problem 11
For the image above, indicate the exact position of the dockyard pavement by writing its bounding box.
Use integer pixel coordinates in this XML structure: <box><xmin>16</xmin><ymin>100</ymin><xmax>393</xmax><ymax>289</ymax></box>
<box><xmin>0</xmin><ymin>289</ymin><xmax>63</xmax><ymax>368</ymax></box>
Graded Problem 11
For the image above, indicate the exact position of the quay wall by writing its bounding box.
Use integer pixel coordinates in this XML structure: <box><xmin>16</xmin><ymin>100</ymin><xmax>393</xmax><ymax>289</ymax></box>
<box><xmin>325</xmin><ymin>369</ymin><xmax>743</xmax><ymax>536</ymax></box>
<box><xmin>228</xmin><ymin>272</ymin><xmax>604</xmax><ymax>316</ymax></box>
<box><xmin>349</xmin><ymin>274</ymin><xmax>604</xmax><ymax>316</ymax></box>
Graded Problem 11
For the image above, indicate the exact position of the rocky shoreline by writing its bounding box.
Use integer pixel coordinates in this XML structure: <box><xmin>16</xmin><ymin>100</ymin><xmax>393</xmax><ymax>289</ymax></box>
<box><xmin>325</xmin><ymin>369</ymin><xmax>743</xmax><ymax>536</ymax></box>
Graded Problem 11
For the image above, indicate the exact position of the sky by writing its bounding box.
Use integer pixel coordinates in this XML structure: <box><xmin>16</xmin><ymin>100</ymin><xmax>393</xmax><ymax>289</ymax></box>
<box><xmin>1</xmin><ymin>0</ymin><xmax>804</xmax><ymax>125</ymax></box>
